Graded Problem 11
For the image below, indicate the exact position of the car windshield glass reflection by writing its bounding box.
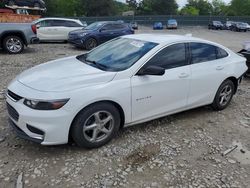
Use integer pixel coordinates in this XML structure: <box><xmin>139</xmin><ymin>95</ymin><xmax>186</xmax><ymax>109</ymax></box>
<box><xmin>77</xmin><ymin>38</ymin><xmax>158</xmax><ymax>72</ymax></box>
<box><xmin>84</xmin><ymin>22</ymin><xmax>105</xmax><ymax>30</ymax></box>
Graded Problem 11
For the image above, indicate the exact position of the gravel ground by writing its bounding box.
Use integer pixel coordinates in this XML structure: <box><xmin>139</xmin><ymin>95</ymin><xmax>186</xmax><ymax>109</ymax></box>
<box><xmin>0</xmin><ymin>27</ymin><xmax>250</xmax><ymax>188</ymax></box>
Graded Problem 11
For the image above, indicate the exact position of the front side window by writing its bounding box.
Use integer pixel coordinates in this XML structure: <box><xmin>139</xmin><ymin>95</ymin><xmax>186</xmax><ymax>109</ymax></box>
<box><xmin>77</xmin><ymin>38</ymin><xmax>158</xmax><ymax>72</ymax></box>
<box><xmin>144</xmin><ymin>43</ymin><xmax>187</xmax><ymax>70</ymax></box>
<box><xmin>190</xmin><ymin>43</ymin><xmax>217</xmax><ymax>64</ymax></box>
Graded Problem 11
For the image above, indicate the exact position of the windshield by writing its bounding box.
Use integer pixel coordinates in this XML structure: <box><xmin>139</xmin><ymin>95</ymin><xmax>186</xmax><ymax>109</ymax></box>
<box><xmin>213</xmin><ymin>21</ymin><xmax>222</xmax><ymax>25</ymax></box>
<box><xmin>168</xmin><ymin>20</ymin><xmax>177</xmax><ymax>24</ymax></box>
<box><xmin>84</xmin><ymin>22</ymin><xmax>104</xmax><ymax>30</ymax></box>
<box><xmin>77</xmin><ymin>38</ymin><xmax>158</xmax><ymax>72</ymax></box>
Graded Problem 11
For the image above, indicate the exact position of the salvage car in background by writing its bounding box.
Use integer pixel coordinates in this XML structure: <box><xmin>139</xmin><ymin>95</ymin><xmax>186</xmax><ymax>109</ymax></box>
<box><xmin>3</xmin><ymin>0</ymin><xmax>46</xmax><ymax>8</ymax></box>
<box><xmin>153</xmin><ymin>22</ymin><xmax>163</xmax><ymax>30</ymax></box>
<box><xmin>68</xmin><ymin>21</ymin><xmax>134</xmax><ymax>50</ymax></box>
<box><xmin>6</xmin><ymin>34</ymin><xmax>247</xmax><ymax>148</ymax></box>
<box><xmin>231</xmin><ymin>22</ymin><xmax>248</xmax><ymax>32</ymax></box>
<box><xmin>167</xmin><ymin>19</ymin><xmax>178</xmax><ymax>29</ymax></box>
<box><xmin>208</xmin><ymin>21</ymin><xmax>224</xmax><ymax>30</ymax></box>
<box><xmin>34</xmin><ymin>18</ymin><xmax>85</xmax><ymax>42</ymax></box>
<box><xmin>130</xmin><ymin>21</ymin><xmax>138</xmax><ymax>30</ymax></box>
<box><xmin>0</xmin><ymin>22</ymin><xmax>39</xmax><ymax>53</ymax></box>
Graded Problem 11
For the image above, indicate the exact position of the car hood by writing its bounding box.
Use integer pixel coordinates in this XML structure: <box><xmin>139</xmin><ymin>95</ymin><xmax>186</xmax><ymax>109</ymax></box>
<box><xmin>17</xmin><ymin>56</ymin><xmax>117</xmax><ymax>92</ymax></box>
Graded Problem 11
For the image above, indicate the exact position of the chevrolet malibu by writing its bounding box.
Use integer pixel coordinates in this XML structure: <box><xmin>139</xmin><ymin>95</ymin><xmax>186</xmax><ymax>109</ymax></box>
<box><xmin>6</xmin><ymin>34</ymin><xmax>248</xmax><ymax>148</ymax></box>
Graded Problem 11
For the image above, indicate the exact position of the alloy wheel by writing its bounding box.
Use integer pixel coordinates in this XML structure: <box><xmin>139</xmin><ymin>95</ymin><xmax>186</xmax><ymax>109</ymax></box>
<box><xmin>6</xmin><ymin>38</ymin><xmax>23</xmax><ymax>53</ymax></box>
<box><xmin>83</xmin><ymin>111</ymin><xmax>114</xmax><ymax>143</ymax></box>
<box><xmin>219</xmin><ymin>84</ymin><xmax>233</xmax><ymax>106</ymax></box>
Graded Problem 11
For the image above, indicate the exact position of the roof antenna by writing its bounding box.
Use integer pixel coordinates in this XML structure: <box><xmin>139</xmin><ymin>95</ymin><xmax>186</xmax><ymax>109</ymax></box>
<box><xmin>185</xmin><ymin>33</ymin><xmax>192</xmax><ymax>37</ymax></box>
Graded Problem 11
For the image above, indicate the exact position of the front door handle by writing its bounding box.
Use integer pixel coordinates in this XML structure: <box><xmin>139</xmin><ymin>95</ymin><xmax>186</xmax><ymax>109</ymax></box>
<box><xmin>216</xmin><ymin>66</ymin><xmax>224</xmax><ymax>70</ymax></box>
<box><xmin>179</xmin><ymin>73</ymin><xmax>189</xmax><ymax>78</ymax></box>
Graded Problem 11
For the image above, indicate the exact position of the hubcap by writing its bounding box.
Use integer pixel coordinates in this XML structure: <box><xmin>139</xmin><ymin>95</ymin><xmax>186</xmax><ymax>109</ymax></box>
<box><xmin>83</xmin><ymin>111</ymin><xmax>114</xmax><ymax>143</ymax></box>
<box><xmin>219</xmin><ymin>85</ymin><xmax>233</xmax><ymax>106</ymax></box>
<box><xmin>6</xmin><ymin>38</ymin><xmax>22</xmax><ymax>53</ymax></box>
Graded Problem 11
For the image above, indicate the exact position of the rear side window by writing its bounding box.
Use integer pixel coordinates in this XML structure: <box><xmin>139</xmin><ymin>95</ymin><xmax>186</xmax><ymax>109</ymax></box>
<box><xmin>145</xmin><ymin>43</ymin><xmax>187</xmax><ymax>70</ymax></box>
<box><xmin>51</xmin><ymin>20</ymin><xmax>66</xmax><ymax>27</ymax></box>
<box><xmin>64</xmin><ymin>21</ymin><xmax>82</xmax><ymax>27</ymax></box>
<box><xmin>102</xmin><ymin>24</ymin><xmax>114</xmax><ymax>30</ymax></box>
<box><xmin>112</xmin><ymin>24</ymin><xmax>127</xmax><ymax>30</ymax></box>
<box><xmin>190</xmin><ymin>43</ymin><xmax>217</xmax><ymax>64</ymax></box>
<box><xmin>217</xmin><ymin>47</ymin><xmax>228</xmax><ymax>59</ymax></box>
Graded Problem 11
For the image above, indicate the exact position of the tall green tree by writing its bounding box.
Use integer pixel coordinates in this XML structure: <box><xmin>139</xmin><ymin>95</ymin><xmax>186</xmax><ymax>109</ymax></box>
<box><xmin>139</xmin><ymin>0</ymin><xmax>178</xmax><ymax>15</ymax></box>
<box><xmin>85</xmin><ymin>0</ymin><xmax>116</xmax><ymax>16</ymax></box>
<box><xmin>186</xmin><ymin>0</ymin><xmax>213</xmax><ymax>15</ymax></box>
<box><xmin>229</xmin><ymin>0</ymin><xmax>250</xmax><ymax>16</ymax></box>
<box><xmin>211</xmin><ymin>0</ymin><xmax>227</xmax><ymax>15</ymax></box>
<box><xmin>180</xmin><ymin>6</ymin><xmax>199</xmax><ymax>15</ymax></box>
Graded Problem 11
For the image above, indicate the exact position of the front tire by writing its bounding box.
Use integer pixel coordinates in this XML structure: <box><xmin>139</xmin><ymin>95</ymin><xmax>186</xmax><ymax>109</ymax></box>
<box><xmin>212</xmin><ymin>80</ymin><xmax>235</xmax><ymax>111</ymax></box>
<box><xmin>71</xmin><ymin>103</ymin><xmax>121</xmax><ymax>148</ymax></box>
<box><xmin>85</xmin><ymin>38</ymin><xmax>97</xmax><ymax>50</ymax></box>
<box><xmin>3</xmin><ymin>35</ymin><xmax>24</xmax><ymax>54</ymax></box>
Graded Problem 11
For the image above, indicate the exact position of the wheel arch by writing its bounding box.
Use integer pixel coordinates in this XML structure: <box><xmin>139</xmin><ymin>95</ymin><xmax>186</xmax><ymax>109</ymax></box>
<box><xmin>0</xmin><ymin>31</ymin><xmax>27</xmax><ymax>47</ymax></box>
<box><xmin>225</xmin><ymin>76</ymin><xmax>238</xmax><ymax>94</ymax></box>
<box><xmin>68</xmin><ymin>100</ymin><xmax>125</xmax><ymax>142</ymax></box>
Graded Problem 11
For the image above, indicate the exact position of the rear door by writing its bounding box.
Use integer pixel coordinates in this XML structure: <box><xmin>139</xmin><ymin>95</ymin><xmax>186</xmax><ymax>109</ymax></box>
<box><xmin>188</xmin><ymin>42</ymin><xmax>229</xmax><ymax>108</ymax></box>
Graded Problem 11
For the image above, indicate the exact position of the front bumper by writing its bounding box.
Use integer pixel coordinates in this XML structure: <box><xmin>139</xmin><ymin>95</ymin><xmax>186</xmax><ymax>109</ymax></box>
<box><xmin>30</xmin><ymin>37</ymin><xmax>40</xmax><ymax>44</ymax></box>
<box><xmin>68</xmin><ymin>36</ymin><xmax>85</xmax><ymax>48</ymax></box>
<box><xmin>6</xmin><ymin>94</ymin><xmax>73</xmax><ymax>145</ymax></box>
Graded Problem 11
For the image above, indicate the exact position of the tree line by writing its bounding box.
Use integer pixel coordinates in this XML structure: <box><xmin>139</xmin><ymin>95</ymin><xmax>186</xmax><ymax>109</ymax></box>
<box><xmin>0</xmin><ymin>0</ymin><xmax>249</xmax><ymax>16</ymax></box>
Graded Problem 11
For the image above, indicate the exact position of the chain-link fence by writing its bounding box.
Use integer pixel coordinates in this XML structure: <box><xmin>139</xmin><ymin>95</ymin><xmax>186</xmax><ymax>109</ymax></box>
<box><xmin>74</xmin><ymin>15</ymin><xmax>250</xmax><ymax>26</ymax></box>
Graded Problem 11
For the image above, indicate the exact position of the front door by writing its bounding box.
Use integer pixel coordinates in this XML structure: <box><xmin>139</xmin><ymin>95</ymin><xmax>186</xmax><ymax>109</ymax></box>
<box><xmin>131</xmin><ymin>43</ymin><xmax>191</xmax><ymax>122</ymax></box>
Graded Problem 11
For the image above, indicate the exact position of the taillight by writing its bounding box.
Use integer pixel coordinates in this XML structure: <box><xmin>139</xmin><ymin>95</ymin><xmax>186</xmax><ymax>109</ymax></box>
<box><xmin>31</xmin><ymin>25</ymin><xmax>37</xmax><ymax>34</ymax></box>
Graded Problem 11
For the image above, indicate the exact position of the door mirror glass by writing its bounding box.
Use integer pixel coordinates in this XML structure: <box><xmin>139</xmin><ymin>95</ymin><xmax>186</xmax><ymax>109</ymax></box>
<box><xmin>137</xmin><ymin>66</ymin><xmax>165</xmax><ymax>76</ymax></box>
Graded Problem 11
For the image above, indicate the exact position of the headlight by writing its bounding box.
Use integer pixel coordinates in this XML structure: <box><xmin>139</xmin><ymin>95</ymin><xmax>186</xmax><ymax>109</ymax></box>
<box><xmin>79</xmin><ymin>33</ymin><xmax>88</xmax><ymax>37</ymax></box>
<box><xmin>24</xmin><ymin>99</ymin><xmax>69</xmax><ymax>110</ymax></box>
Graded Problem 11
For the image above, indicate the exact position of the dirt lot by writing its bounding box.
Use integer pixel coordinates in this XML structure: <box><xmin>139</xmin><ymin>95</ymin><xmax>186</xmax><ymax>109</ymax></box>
<box><xmin>0</xmin><ymin>27</ymin><xmax>250</xmax><ymax>188</ymax></box>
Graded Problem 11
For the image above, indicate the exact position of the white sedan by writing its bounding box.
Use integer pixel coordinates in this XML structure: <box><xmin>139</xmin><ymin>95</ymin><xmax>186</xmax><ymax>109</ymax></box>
<box><xmin>6</xmin><ymin>34</ymin><xmax>247</xmax><ymax>148</ymax></box>
<box><xmin>34</xmin><ymin>18</ymin><xmax>86</xmax><ymax>41</ymax></box>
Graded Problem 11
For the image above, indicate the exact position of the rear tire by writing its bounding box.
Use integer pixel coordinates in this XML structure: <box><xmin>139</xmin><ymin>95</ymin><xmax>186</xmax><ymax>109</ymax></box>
<box><xmin>3</xmin><ymin>35</ymin><xmax>24</xmax><ymax>54</ymax></box>
<box><xmin>212</xmin><ymin>80</ymin><xmax>235</xmax><ymax>111</ymax></box>
<box><xmin>85</xmin><ymin>38</ymin><xmax>97</xmax><ymax>50</ymax></box>
<box><xmin>71</xmin><ymin>102</ymin><xmax>121</xmax><ymax>148</ymax></box>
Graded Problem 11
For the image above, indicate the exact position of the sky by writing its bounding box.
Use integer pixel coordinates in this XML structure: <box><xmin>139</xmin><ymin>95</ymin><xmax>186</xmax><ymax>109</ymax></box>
<box><xmin>117</xmin><ymin>0</ymin><xmax>231</xmax><ymax>8</ymax></box>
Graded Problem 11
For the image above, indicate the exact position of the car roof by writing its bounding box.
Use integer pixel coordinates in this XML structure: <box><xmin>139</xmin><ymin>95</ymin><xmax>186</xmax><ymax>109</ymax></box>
<box><xmin>36</xmin><ymin>17</ymin><xmax>80</xmax><ymax>22</ymax></box>
<box><xmin>122</xmin><ymin>34</ymin><xmax>218</xmax><ymax>46</ymax></box>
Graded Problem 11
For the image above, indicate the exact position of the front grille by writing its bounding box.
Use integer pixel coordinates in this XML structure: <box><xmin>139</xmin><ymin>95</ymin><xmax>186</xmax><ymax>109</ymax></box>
<box><xmin>7</xmin><ymin>90</ymin><xmax>22</xmax><ymax>101</ymax></box>
<box><xmin>6</xmin><ymin>103</ymin><xmax>19</xmax><ymax>121</ymax></box>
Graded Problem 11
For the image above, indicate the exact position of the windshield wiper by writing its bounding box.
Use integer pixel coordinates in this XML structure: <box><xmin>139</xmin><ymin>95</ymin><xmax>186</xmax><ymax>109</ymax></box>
<box><xmin>85</xmin><ymin>59</ymin><xmax>108</xmax><ymax>70</ymax></box>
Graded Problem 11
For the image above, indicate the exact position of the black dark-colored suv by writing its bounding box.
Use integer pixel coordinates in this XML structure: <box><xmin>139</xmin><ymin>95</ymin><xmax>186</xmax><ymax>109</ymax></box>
<box><xmin>208</xmin><ymin>21</ymin><xmax>224</xmax><ymax>30</ymax></box>
<box><xmin>3</xmin><ymin>0</ymin><xmax>45</xmax><ymax>8</ymax></box>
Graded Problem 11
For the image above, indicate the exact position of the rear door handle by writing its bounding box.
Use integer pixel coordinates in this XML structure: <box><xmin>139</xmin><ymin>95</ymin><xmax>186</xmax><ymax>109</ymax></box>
<box><xmin>179</xmin><ymin>73</ymin><xmax>189</xmax><ymax>78</ymax></box>
<box><xmin>216</xmin><ymin>66</ymin><xmax>224</xmax><ymax>70</ymax></box>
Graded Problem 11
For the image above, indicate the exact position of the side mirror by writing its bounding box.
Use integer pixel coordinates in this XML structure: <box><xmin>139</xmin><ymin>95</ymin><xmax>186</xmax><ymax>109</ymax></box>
<box><xmin>36</xmin><ymin>24</ymin><xmax>41</xmax><ymax>29</ymax></box>
<box><xmin>137</xmin><ymin>66</ymin><xmax>165</xmax><ymax>76</ymax></box>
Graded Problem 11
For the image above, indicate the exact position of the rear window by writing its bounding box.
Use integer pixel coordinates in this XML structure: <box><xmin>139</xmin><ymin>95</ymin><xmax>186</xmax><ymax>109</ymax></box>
<box><xmin>190</xmin><ymin>43</ymin><xmax>217</xmax><ymax>64</ymax></box>
<box><xmin>217</xmin><ymin>47</ymin><xmax>228</xmax><ymax>59</ymax></box>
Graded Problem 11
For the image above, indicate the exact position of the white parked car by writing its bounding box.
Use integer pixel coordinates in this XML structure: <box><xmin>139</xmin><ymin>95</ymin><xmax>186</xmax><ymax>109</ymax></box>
<box><xmin>34</xmin><ymin>18</ymin><xmax>86</xmax><ymax>41</ymax></box>
<box><xmin>6</xmin><ymin>34</ymin><xmax>247</xmax><ymax>148</ymax></box>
